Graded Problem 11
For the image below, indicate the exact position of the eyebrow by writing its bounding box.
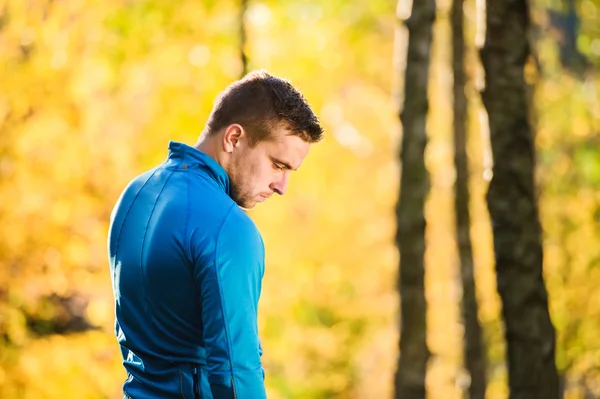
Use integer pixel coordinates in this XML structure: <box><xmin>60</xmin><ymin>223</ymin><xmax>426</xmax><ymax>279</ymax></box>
<box><xmin>270</xmin><ymin>156</ymin><xmax>297</xmax><ymax>171</ymax></box>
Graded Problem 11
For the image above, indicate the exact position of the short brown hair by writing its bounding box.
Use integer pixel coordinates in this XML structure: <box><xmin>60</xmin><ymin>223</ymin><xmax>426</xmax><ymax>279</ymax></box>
<box><xmin>203</xmin><ymin>70</ymin><xmax>324</xmax><ymax>145</ymax></box>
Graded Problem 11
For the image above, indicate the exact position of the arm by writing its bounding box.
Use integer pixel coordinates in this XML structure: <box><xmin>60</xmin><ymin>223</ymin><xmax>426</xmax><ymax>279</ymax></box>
<box><xmin>196</xmin><ymin>206</ymin><xmax>266</xmax><ymax>398</ymax></box>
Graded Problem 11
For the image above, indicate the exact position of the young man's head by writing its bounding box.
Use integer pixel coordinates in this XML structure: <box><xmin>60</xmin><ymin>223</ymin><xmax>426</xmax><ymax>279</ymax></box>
<box><xmin>196</xmin><ymin>70</ymin><xmax>324</xmax><ymax>209</ymax></box>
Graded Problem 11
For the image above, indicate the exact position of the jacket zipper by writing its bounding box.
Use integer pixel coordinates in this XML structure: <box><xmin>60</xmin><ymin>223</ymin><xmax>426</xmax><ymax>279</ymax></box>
<box><xmin>192</xmin><ymin>367</ymin><xmax>200</xmax><ymax>399</ymax></box>
<box><xmin>232</xmin><ymin>375</ymin><xmax>237</xmax><ymax>399</ymax></box>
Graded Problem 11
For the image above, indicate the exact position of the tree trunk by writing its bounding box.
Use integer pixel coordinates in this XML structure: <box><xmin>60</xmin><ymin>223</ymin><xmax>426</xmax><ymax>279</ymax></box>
<box><xmin>394</xmin><ymin>0</ymin><xmax>435</xmax><ymax>398</ymax></box>
<box><xmin>451</xmin><ymin>0</ymin><xmax>487</xmax><ymax>397</ymax></box>
<box><xmin>479</xmin><ymin>1</ymin><xmax>559</xmax><ymax>398</ymax></box>
<box><xmin>240</xmin><ymin>0</ymin><xmax>249</xmax><ymax>77</ymax></box>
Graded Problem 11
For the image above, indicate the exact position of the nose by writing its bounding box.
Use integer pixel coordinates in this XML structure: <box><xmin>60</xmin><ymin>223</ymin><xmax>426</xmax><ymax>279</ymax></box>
<box><xmin>270</xmin><ymin>172</ymin><xmax>289</xmax><ymax>196</ymax></box>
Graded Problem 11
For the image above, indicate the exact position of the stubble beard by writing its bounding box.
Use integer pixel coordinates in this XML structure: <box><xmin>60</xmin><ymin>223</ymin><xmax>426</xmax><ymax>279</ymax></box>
<box><xmin>230</xmin><ymin>181</ymin><xmax>256</xmax><ymax>210</ymax></box>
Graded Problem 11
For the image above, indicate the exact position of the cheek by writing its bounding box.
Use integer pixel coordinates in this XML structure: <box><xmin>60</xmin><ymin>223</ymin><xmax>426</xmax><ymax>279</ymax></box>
<box><xmin>256</xmin><ymin>162</ymin><xmax>276</xmax><ymax>186</ymax></box>
<box><xmin>253</xmin><ymin>163</ymin><xmax>269</xmax><ymax>184</ymax></box>
<box><xmin>243</xmin><ymin>158</ymin><xmax>271</xmax><ymax>188</ymax></box>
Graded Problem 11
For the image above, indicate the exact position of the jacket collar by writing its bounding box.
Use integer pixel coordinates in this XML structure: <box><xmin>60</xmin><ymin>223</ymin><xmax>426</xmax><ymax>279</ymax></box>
<box><xmin>167</xmin><ymin>141</ymin><xmax>230</xmax><ymax>195</ymax></box>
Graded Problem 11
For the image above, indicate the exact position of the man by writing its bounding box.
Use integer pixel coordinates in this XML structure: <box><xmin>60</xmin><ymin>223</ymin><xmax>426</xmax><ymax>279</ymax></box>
<box><xmin>107</xmin><ymin>70</ymin><xmax>323</xmax><ymax>398</ymax></box>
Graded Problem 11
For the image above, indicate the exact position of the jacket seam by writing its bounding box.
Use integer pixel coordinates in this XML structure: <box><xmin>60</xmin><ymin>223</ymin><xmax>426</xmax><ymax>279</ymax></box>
<box><xmin>114</xmin><ymin>167</ymin><xmax>159</xmax><ymax>259</ymax></box>
<box><xmin>139</xmin><ymin>169</ymin><xmax>176</xmax><ymax>314</ymax></box>
<box><xmin>213</xmin><ymin>203</ymin><xmax>241</xmax><ymax>386</ymax></box>
<box><xmin>179</xmin><ymin>371</ymin><xmax>188</xmax><ymax>399</ymax></box>
<box><xmin>183</xmin><ymin>171</ymin><xmax>192</xmax><ymax>271</ymax></box>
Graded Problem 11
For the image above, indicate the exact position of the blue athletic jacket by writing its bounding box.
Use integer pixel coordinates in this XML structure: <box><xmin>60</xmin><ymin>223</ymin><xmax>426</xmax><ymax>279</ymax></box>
<box><xmin>108</xmin><ymin>141</ymin><xmax>267</xmax><ymax>398</ymax></box>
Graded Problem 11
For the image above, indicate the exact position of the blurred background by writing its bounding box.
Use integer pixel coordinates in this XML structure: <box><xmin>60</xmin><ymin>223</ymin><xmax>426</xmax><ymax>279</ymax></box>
<box><xmin>0</xmin><ymin>0</ymin><xmax>599</xmax><ymax>398</ymax></box>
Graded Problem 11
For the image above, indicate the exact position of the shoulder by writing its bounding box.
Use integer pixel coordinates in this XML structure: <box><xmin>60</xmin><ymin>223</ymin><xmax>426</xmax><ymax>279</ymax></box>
<box><xmin>212</xmin><ymin>207</ymin><xmax>265</xmax><ymax>280</ymax></box>
<box><xmin>186</xmin><ymin>190</ymin><xmax>264</xmax><ymax>265</ymax></box>
<box><xmin>116</xmin><ymin>166</ymin><xmax>160</xmax><ymax>198</ymax></box>
<box><xmin>216</xmin><ymin>207</ymin><xmax>264</xmax><ymax>262</ymax></box>
<box><xmin>219</xmin><ymin>207</ymin><xmax>263</xmax><ymax>247</ymax></box>
<box><xmin>110</xmin><ymin>166</ymin><xmax>160</xmax><ymax>220</ymax></box>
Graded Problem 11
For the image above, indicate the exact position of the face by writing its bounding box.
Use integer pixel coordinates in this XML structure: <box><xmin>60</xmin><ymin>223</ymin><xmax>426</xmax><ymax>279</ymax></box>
<box><xmin>224</xmin><ymin>124</ymin><xmax>311</xmax><ymax>209</ymax></box>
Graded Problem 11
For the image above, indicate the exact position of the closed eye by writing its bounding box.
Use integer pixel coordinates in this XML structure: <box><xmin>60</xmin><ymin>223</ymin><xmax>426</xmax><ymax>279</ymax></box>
<box><xmin>270</xmin><ymin>157</ymin><xmax>296</xmax><ymax>171</ymax></box>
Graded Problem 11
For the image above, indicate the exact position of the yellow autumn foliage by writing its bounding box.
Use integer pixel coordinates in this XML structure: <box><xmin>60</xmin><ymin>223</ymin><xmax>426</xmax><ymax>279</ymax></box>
<box><xmin>0</xmin><ymin>0</ymin><xmax>599</xmax><ymax>398</ymax></box>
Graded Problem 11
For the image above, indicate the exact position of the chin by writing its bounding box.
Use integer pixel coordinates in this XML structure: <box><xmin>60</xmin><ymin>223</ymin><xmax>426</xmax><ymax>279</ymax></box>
<box><xmin>231</xmin><ymin>193</ymin><xmax>254</xmax><ymax>210</ymax></box>
<box><xmin>236</xmin><ymin>200</ymin><xmax>257</xmax><ymax>211</ymax></box>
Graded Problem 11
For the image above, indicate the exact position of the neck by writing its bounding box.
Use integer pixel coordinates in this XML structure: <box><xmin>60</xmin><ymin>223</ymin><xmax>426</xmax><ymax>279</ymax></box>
<box><xmin>194</xmin><ymin>134</ymin><xmax>229</xmax><ymax>171</ymax></box>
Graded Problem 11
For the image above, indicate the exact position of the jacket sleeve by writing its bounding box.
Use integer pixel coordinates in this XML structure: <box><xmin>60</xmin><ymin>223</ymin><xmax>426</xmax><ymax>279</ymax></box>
<box><xmin>196</xmin><ymin>206</ymin><xmax>266</xmax><ymax>399</ymax></box>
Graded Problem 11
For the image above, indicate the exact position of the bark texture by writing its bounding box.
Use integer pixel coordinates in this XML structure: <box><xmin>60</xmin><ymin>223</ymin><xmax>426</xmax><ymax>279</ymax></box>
<box><xmin>451</xmin><ymin>0</ymin><xmax>487</xmax><ymax>397</ymax></box>
<box><xmin>394</xmin><ymin>0</ymin><xmax>435</xmax><ymax>398</ymax></box>
<box><xmin>479</xmin><ymin>1</ymin><xmax>559</xmax><ymax>398</ymax></box>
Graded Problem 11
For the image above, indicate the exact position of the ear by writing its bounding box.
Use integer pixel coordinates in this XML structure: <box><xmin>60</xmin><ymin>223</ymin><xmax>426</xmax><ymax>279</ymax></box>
<box><xmin>222</xmin><ymin>124</ymin><xmax>245</xmax><ymax>153</ymax></box>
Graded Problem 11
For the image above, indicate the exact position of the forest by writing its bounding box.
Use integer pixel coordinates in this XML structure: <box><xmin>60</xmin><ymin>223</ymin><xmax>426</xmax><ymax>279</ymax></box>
<box><xmin>0</xmin><ymin>0</ymin><xmax>599</xmax><ymax>398</ymax></box>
